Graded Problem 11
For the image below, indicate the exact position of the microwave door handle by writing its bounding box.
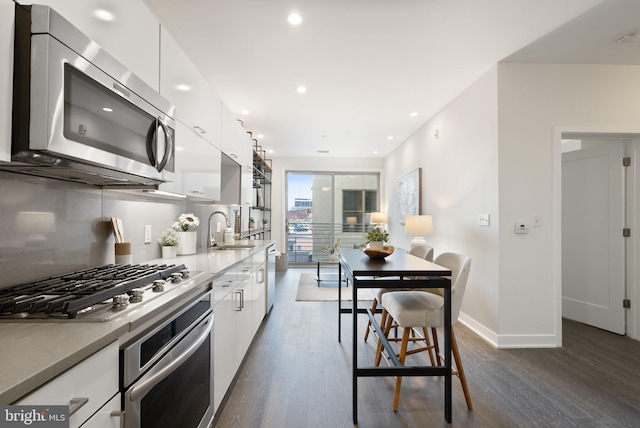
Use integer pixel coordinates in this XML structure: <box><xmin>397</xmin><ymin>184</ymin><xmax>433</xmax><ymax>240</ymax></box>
<box><xmin>156</xmin><ymin>118</ymin><xmax>172</xmax><ymax>172</ymax></box>
<box><xmin>146</xmin><ymin>119</ymin><xmax>158</xmax><ymax>168</ymax></box>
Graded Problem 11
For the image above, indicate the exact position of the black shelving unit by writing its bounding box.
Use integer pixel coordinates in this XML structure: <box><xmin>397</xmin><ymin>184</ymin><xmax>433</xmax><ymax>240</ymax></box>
<box><xmin>243</xmin><ymin>141</ymin><xmax>272</xmax><ymax>240</ymax></box>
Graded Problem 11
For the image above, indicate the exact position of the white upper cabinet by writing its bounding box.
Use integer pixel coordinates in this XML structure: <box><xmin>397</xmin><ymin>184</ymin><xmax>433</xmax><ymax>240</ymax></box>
<box><xmin>160</xmin><ymin>27</ymin><xmax>222</xmax><ymax>148</ymax></box>
<box><xmin>160</xmin><ymin>120</ymin><xmax>221</xmax><ymax>201</ymax></box>
<box><xmin>221</xmin><ymin>104</ymin><xmax>254</xmax><ymax>205</ymax></box>
<box><xmin>0</xmin><ymin>0</ymin><xmax>14</xmax><ymax>162</ymax></box>
<box><xmin>33</xmin><ymin>0</ymin><xmax>160</xmax><ymax>90</ymax></box>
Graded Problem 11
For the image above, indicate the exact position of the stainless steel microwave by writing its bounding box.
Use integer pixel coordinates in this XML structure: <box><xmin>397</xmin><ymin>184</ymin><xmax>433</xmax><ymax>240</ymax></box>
<box><xmin>8</xmin><ymin>4</ymin><xmax>175</xmax><ymax>186</ymax></box>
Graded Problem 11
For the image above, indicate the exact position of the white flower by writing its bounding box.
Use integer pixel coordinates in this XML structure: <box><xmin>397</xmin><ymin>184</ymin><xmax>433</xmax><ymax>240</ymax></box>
<box><xmin>158</xmin><ymin>228</ymin><xmax>180</xmax><ymax>246</ymax></box>
<box><xmin>173</xmin><ymin>213</ymin><xmax>200</xmax><ymax>231</ymax></box>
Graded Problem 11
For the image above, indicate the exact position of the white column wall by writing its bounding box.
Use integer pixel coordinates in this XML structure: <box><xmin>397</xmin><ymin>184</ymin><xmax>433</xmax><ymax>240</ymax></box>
<box><xmin>497</xmin><ymin>63</ymin><xmax>640</xmax><ymax>345</ymax></box>
<box><xmin>384</xmin><ymin>67</ymin><xmax>500</xmax><ymax>339</ymax></box>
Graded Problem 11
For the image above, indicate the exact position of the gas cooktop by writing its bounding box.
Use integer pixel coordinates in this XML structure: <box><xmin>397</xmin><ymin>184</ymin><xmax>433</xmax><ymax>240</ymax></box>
<box><xmin>0</xmin><ymin>263</ymin><xmax>202</xmax><ymax>321</ymax></box>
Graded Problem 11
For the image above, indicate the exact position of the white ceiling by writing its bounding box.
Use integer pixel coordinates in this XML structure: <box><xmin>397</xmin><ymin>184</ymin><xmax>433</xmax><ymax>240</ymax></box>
<box><xmin>144</xmin><ymin>0</ymin><xmax>640</xmax><ymax>159</ymax></box>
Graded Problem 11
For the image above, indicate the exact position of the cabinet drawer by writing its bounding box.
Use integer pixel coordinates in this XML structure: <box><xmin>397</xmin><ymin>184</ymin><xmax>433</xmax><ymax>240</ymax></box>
<box><xmin>211</xmin><ymin>268</ymin><xmax>237</xmax><ymax>304</ymax></box>
<box><xmin>16</xmin><ymin>341</ymin><xmax>119</xmax><ymax>428</ymax></box>
<box><xmin>236</xmin><ymin>259</ymin><xmax>254</xmax><ymax>283</ymax></box>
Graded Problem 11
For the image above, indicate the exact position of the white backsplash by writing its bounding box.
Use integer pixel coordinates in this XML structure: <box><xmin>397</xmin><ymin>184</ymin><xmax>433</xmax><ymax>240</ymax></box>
<box><xmin>0</xmin><ymin>171</ymin><xmax>229</xmax><ymax>288</ymax></box>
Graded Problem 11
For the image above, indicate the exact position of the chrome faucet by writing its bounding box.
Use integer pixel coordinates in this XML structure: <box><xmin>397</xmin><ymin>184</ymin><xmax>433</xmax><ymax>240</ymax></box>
<box><xmin>208</xmin><ymin>211</ymin><xmax>231</xmax><ymax>248</ymax></box>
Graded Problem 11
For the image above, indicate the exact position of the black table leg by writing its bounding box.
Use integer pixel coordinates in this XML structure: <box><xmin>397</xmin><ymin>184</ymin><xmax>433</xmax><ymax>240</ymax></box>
<box><xmin>352</xmin><ymin>276</ymin><xmax>358</xmax><ymax>425</ymax></box>
<box><xmin>338</xmin><ymin>262</ymin><xmax>342</xmax><ymax>342</ymax></box>
<box><xmin>444</xmin><ymin>284</ymin><xmax>452</xmax><ymax>422</ymax></box>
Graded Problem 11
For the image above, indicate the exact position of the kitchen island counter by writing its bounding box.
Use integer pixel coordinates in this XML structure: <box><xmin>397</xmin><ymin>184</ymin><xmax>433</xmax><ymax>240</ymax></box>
<box><xmin>0</xmin><ymin>240</ymin><xmax>274</xmax><ymax>404</ymax></box>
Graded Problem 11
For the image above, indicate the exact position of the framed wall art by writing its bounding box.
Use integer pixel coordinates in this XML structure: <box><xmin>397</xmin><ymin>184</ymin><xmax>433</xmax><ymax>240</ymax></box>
<box><xmin>397</xmin><ymin>168</ymin><xmax>421</xmax><ymax>224</ymax></box>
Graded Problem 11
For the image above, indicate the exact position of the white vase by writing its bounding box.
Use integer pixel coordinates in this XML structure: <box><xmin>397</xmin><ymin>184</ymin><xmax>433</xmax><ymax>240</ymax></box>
<box><xmin>369</xmin><ymin>241</ymin><xmax>384</xmax><ymax>251</ymax></box>
<box><xmin>162</xmin><ymin>246</ymin><xmax>177</xmax><ymax>259</ymax></box>
<box><xmin>177</xmin><ymin>231</ymin><xmax>197</xmax><ymax>255</ymax></box>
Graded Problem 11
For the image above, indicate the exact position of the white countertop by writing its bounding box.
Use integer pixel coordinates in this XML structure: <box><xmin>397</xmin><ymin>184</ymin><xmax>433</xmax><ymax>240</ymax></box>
<box><xmin>0</xmin><ymin>240</ymin><xmax>274</xmax><ymax>404</ymax></box>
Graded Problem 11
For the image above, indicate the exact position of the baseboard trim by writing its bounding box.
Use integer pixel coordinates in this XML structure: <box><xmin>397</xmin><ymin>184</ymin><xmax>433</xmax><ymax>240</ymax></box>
<box><xmin>459</xmin><ymin>312</ymin><xmax>559</xmax><ymax>349</ymax></box>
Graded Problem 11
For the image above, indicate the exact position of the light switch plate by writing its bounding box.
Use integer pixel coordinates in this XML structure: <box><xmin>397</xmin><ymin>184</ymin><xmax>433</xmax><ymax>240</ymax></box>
<box><xmin>478</xmin><ymin>214</ymin><xmax>490</xmax><ymax>226</ymax></box>
<box><xmin>144</xmin><ymin>225</ymin><xmax>152</xmax><ymax>243</ymax></box>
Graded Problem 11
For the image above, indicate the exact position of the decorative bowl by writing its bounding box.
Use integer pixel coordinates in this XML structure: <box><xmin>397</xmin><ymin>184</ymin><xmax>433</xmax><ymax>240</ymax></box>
<box><xmin>363</xmin><ymin>245</ymin><xmax>395</xmax><ymax>260</ymax></box>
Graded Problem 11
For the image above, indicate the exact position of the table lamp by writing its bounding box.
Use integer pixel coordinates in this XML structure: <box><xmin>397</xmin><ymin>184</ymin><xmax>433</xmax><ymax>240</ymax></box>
<box><xmin>370</xmin><ymin>212</ymin><xmax>387</xmax><ymax>228</ymax></box>
<box><xmin>404</xmin><ymin>215</ymin><xmax>433</xmax><ymax>250</ymax></box>
<box><xmin>346</xmin><ymin>216</ymin><xmax>357</xmax><ymax>229</ymax></box>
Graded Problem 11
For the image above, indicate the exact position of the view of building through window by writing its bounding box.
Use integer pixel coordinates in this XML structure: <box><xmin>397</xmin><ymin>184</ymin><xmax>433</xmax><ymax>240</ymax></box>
<box><xmin>286</xmin><ymin>172</ymin><xmax>380</xmax><ymax>263</ymax></box>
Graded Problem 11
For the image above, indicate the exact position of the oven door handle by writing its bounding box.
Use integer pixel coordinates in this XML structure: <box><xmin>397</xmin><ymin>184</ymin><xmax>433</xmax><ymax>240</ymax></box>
<box><xmin>128</xmin><ymin>314</ymin><xmax>213</xmax><ymax>401</ymax></box>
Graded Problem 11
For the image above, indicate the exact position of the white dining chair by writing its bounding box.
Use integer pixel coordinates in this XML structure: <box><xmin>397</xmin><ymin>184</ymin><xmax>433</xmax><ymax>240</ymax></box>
<box><xmin>375</xmin><ymin>252</ymin><xmax>473</xmax><ymax>411</ymax></box>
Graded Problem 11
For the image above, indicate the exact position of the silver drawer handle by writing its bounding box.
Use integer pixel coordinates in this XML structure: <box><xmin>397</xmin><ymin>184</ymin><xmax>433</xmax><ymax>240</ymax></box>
<box><xmin>69</xmin><ymin>397</ymin><xmax>88</xmax><ymax>415</ymax></box>
<box><xmin>110</xmin><ymin>410</ymin><xmax>125</xmax><ymax>428</ymax></box>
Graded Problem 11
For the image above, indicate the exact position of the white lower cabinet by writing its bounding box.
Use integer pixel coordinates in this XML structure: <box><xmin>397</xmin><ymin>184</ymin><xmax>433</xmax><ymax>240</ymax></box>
<box><xmin>15</xmin><ymin>341</ymin><xmax>119</xmax><ymax>428</ymax></box>
<box><xmin>213</xmin><ymin>249</ymin><xmax>268</xmax><ymax>414</ymax></box>
<box><xmin>81</xmin><ymin>393</ymin><xmax>122</xmax><ymax>428</ymax></box>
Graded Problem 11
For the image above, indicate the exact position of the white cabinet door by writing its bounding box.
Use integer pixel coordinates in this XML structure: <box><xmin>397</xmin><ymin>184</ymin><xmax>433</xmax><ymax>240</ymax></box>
<box><xmin>252</xmin><ymin>262</ymin><xmax>267</xmax><ymax>334</ymax></box>
<box><xmin>160</xmin><ymin>121</ymin><xmax>221</xmax><ymax>201</ymax></box>
<box><xmin>16</xmin><ymin>341</ymin><xmax>119</xmax><ymax>428</ymax></box>
<box><xmin>213</xmin><ymin>288</ymin><xmax>239</xmax><ymax>412</ymax></box>
<box><xmin>159</xmin><ymin>27</ymin><xmax>222</xmax><ymax>148</ymax></box>
<box><xmin>34</xmin><ymin>0</ymin><xmax>160</xmax><ymax>89</ymax></box>
<box><xmin>0</xmin><ymin>0</ymin><xmax>13</xmax><ymax>162</ymax></box>
<box><xmin>81</xmin><ymin>393</ymin><xmax>122</xmax><ymax>428</ymax></box>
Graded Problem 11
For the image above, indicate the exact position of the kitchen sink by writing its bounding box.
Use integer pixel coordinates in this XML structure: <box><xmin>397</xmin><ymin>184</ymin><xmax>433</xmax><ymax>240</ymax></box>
<box><xmin>211</xmin><ymin>244</ymin><xmax>256</xmax><ymax>250</ymax></box>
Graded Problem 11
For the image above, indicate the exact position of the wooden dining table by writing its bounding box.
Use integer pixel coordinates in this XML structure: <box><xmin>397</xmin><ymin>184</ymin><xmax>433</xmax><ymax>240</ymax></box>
<box><xmin>338</xmin><ymin>248</ymin><xmax>453</xmax><ymax>424</ymax></box>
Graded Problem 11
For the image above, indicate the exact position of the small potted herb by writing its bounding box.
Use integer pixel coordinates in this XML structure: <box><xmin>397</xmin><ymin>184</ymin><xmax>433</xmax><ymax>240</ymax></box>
<box><xmin>365</xmin><ymin>228</ymin><xmax>389</xmax><ymax>251</ymax></box>
<box><xmin>158</xmin><ymin>228</ymin><xmax>179</xmax><ymax>258</ymax></box>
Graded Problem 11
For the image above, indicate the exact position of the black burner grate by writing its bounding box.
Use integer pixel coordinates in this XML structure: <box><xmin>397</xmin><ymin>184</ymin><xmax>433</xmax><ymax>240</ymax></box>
<box><xmin>0</xmin><ymin>263</ymin><xmax>186</xmax><ymax>318</ymax></box>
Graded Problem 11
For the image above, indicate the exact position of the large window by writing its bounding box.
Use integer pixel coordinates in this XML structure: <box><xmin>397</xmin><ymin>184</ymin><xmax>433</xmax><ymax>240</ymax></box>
<box><xmin>342</xmin><ymin>190</ymin><xmax>377</xmax><ymax>232</ymax></box>
<box><xmin>286</xmin><ymin>172</ymin><xmax>380</xmax><ymax>263</ymax></box>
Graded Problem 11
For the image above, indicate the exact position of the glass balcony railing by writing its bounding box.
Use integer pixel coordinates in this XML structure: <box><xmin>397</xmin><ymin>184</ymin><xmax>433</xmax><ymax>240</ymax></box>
<box><xmin>287</xmin><ymin>222</ymin><xmax>369</xmax><ymax>264</ymax></box>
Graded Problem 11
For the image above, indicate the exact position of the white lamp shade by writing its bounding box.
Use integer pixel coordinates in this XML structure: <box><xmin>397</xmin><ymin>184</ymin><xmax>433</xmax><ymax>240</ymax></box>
<box><xmin>346</xmin><ymin>216</ymin><xmax>357</xmax><ymax>225</ymax></box>
<box><xmin>404</xmin><ymin>215</ymin><xmax>433</xmax><ymax>237</ymax></box>
<box><xmin>370</xmin><ymin>212</ymin><xmax>387</xmax><ymax>224</ymax></box>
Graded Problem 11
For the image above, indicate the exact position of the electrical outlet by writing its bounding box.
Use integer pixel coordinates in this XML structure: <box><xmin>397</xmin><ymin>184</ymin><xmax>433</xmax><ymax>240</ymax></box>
<box><xmin>144</xmin><ymin>225</ymin><xmax>152</xmax><ymax>244</ymax></box>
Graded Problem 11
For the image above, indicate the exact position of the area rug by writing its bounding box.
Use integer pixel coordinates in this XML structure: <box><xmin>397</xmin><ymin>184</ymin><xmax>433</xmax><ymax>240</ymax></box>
<box><xmin>295</xmin><ymin>272</ymin><xmax>376</xmax><ymax>301</ymax></box>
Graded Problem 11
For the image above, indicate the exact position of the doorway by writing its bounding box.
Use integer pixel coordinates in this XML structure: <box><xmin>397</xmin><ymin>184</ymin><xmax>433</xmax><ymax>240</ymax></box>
<box><xmin>561</xmin><ymin>139</ymin><xmax>626</xmax><ymax>334</ymax></box>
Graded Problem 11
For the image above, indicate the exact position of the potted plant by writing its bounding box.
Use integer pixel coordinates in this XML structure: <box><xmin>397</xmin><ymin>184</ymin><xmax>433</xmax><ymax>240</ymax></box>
<box><xmin>365</xmin><ymin>228</ymin><xmax>389</xmax><ymax>251</ymax></box>
<box><xmin>158</xmin><ymin>228</ymin><xmax>179</xmax><ymax>258</ymax></box>
<box><xmin>172</xmin><ymin>213</ymin><xmax>199</xmax><ymax>255</ymax></box>
<box><xmin>262</xmin><ymin>218</ymin><xmax>269</xmax><ymax>228</ymax></box>
<box><xmin>324</xmin><ymin>239</ymin><xmax>341</xmax><ymax>260</ymax></box>
<box><xmin>249</xmin><ymin>217</ymin><xmax>255</xmax><ymax>229</ymax></box>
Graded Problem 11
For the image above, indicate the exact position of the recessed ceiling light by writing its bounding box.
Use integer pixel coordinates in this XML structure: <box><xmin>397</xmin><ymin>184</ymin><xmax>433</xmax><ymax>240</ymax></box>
<box><xmin>94</xmin><ymin>9</ymin><xmax>115</xmax><ymax>22</ymax></box>
<box><xmin>287</xmin><ymin>12</ymin><xmax>302</xmax><ymax>25</ymax></box>
<box><xmin>268</xmin><ymin>149</ymin><xmax>274</xmax><ymax>154</ymax></box>
<box><xmin>372</xmin><ymin>150</ymin><xmax>378</xmax><ymax>154</ymax></box>
<box><xmin>256</xmin><ymin>134</ymin><xmax>264</xmax><ymax>139</ymax></box>
<box><xmin>296</xmin><ymin>86</ymin><xmax>307</xmax><ymax>94</ymax></box>
<box><xmin>241</xmin><ymin>109</ymin><xmax>249</xmax><ymax>115</ymax></box>
<box><xmin>387</xmin><ymin>136</ymin><xmax>394</xmax><ymax>140</ymax></box>
<box><xmin>410</xmin><ymin>112</ymin><xmax>418</xmax><ymax>117</ymax></box>
<box><xmin>175</xmin><ymin>84</ymin><xmax>191</xmax><ymax>91</ymax></box>
<box><xmin>102</xmin><ymin>107</ymin><xmax>113</xmax><ymax>112</ymax></box>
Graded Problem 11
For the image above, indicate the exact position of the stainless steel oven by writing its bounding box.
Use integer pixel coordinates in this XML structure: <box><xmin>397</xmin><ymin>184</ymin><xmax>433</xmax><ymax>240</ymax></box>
<box><xmin>121</xmin><ymin>292</ymin><xmax>214</xmax><ymax>428</ymax></box>
<box><xmin>9</xmin><ymin>4</ymin><xmax>175</xmax><ymax>186</ymax></box>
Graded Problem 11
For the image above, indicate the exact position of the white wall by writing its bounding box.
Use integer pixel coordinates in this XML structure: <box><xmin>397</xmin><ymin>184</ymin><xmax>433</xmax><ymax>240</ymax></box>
<box><xmin>497</xmin><ymin>63</ymin><xmax>640</xmax><ymax>345</ymax></box>
<box><xmin>270</xmin><ymin>156</ymin><xmax>384</xmax><ymax>256</ymax></box>
<box><xmin>384</xmin><ymin>67</ymin><xmax>501</xmax><ymax>339</ymax></box>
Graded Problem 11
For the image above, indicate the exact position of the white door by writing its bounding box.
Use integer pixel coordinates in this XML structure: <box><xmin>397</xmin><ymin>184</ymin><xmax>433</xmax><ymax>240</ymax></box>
<box><xmin>562</xmin><ymin>142</ymin><xmax>626</xmax><ymax>335</ymax></box>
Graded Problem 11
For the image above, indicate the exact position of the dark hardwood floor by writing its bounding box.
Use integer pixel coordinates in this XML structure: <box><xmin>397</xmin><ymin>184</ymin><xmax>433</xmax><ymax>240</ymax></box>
<box><xmin>212</xmin><ymin>268</ymin><xmax>640</xmax><ymax>427</ymax></box>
